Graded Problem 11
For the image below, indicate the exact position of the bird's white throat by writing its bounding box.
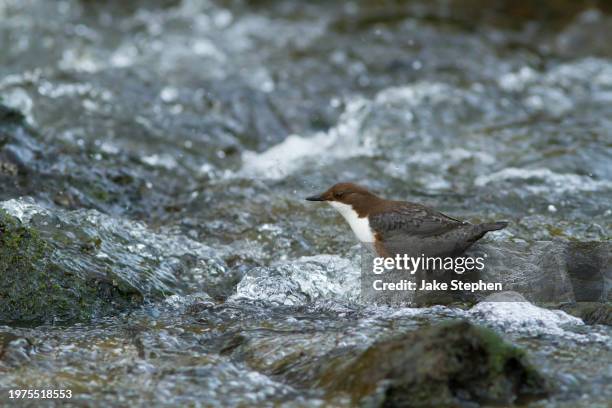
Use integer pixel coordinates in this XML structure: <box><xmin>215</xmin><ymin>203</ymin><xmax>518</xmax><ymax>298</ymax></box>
<box><xmin>328</xmin><ymin>201</ymin><xmax>375</xmax><ymax>243</ymax></box>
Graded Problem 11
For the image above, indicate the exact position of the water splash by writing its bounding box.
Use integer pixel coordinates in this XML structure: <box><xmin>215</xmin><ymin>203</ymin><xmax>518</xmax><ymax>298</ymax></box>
<box><xmin>232</xmin><ymin>255</ymin><xmax>361</xmax><ymax>305</ymax></box>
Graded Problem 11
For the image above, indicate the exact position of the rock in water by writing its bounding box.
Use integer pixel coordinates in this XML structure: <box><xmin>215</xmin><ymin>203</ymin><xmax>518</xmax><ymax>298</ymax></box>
<box><xmin>0</xmin><ymin>198</ymin><xmax>228</xmax><ymax>324</ymax></box>
<box><xmin>564</xmin><ymin>242</ymin><xmax>612</xmax><ymax>302</ymax></box>
<box><xmin>315</xmin><ymin>320</ymin><xmax>548</xmax><ymax>407</ymax></box>
<box><xmin>0</xmin><ymin>209</ymin><xmax>139</xmax><ymax>323</ymax></box>
<box><xmin>560</xmin><ymin>302</ymin><xmax>612</xmax><ymax>326</ymax></box>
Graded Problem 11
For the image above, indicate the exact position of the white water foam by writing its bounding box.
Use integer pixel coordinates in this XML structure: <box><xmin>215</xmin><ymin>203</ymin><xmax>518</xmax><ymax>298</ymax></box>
<box><xmin>240</xmin><ymin>98</ymin><xmax>372</xmax><ymax>179</ymax></box>
<box><xmin>0</xmin><ymin>197</ymin><xmax>44</xmax><ymax>223</ymax></box>
<box><xmin>231</xmin><ymin>255</ymin><xmax>361</xmax><ymax>305</ymax></box>
<box><xmin>466</xmin><ymin>293</ymin><xmax>607</xmax><ymax>342</ymax></box>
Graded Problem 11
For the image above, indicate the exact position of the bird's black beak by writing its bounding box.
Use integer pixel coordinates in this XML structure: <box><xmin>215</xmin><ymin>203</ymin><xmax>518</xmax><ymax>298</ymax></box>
<box><xmin>305</xmin><ymin>193</ymin><xmax>325</xmax><ymax>201</ymax></box>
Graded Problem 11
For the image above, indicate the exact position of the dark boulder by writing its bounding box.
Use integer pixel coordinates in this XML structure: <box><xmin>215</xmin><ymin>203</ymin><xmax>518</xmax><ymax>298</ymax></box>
<box><xmin>560</xmin><ymin>302</ymin><xmax>612</xmax><ymax>326</ymax></box>
<box><xmin>313</xmin><ymin>320</ymin><xmax>548</xmax><ymax>407</ymax></box>
<box><xmin>229</xmin><ymin>319</ymin><xmax>548</xmax><ymax>407</ymax></box>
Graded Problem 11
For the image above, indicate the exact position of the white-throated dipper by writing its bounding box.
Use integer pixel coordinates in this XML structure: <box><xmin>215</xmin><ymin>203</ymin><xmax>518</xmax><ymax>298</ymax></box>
<box><xmin>306</xmin><ymin>182</ymin><xmax>507</xmax><ymax>257</ymax></box>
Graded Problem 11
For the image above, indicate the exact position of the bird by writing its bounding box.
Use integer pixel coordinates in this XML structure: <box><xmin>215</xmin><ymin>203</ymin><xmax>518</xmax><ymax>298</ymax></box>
<box><xmin>306</xmin><ymin>182</ymin><xmax>507</xmax><ymax>258</ymax></box>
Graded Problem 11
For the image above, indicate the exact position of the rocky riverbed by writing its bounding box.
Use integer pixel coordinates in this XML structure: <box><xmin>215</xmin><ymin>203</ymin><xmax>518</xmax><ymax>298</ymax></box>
<box><xmin>0</xmin><ymin>0</ymin><xmax>611</xmax><ymax>407</ymax></box>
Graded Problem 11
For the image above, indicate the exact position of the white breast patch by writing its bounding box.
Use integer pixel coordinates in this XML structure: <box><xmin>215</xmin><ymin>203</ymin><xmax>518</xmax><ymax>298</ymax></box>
<box><xmin>328</xmin><ymin>201</ymin><xmax>375</xmax><ymax>243</ymax></box>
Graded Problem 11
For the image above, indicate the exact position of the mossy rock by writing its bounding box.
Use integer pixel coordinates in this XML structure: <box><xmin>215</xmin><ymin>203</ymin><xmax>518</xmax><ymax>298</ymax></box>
<box><xmin>0</xmin><ymin>105</ymin><xmax>25</xmax><ymax>123</ymax></box>
<box><xmin>560</xmin><ymin>302</ymin><xmax>612</xmax><ymax>325</ymax></box>
<box><xmin>0</xmin><ymin>210</ymin><xmax>140</xmax><ymax>324</ymax></box>
<box><xmin>315</xmin><ymin>320</ymin><xmax>548</xmax><ymax>407</ymax></box>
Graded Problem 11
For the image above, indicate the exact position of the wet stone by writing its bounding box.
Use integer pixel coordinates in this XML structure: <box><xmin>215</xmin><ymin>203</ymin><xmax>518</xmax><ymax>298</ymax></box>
<box><xmin>231</xmin><ymin>319</ymin><xmax>549</xmax><ymax>407</ymax></box>
<box><xmin>0</xmin><ymin>332</ymin><xmax>36</xmax><ymax>368</ymax></box>
<box><xmin>0</xmin><ymin>208</ymin><xmax>138</xmax><ymax>323</ymax></box>
<box><xmin>0</xmin><ymin>198</ymin><xmax>230</xmax><ymax>323</ymax></box>
<box><xmin>560</xmin><ymin>302</ymin><xmax>612</xmax><ymax>326</ymax></box>
<box><xmin>315</xmin><ymin>321</ymin><xmax>548</xmax><ymax>407</ymax></box>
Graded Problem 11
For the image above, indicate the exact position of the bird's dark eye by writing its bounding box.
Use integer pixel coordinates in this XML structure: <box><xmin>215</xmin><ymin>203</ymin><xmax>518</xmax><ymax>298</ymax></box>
<box><xmin>334</xmin><ymin>191</ymin><xmax>346</xmax><ymax>198</ymax></box>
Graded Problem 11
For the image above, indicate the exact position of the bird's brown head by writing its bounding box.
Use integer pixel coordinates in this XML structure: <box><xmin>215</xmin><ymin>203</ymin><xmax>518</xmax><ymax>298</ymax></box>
<box><xmin>305</xmin><ymin>182</ymin><xmax>381</xmax><ymax>215</ymax></box>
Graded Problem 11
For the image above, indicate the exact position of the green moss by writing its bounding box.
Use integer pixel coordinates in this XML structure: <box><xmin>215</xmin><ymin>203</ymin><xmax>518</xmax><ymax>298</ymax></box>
<box><xmin>90</xmin><ymin>187</ymin><xmax>110</xmax><ymax>202</ymax></box>
<box><xmin>0</xmin><ymin>105</ymin><xmax>25</xmax><ymax>123</ymax></box>
<box><xmin>560</xmin><ymin>302</ymin><xmax>612</xmax><ymax>325</ymax></box>
<box><xmin>471</xmin><ymin>324</ymin><xmax>525</xmax><ymax>372</ymax></box>
<box><xmin>313</xmin><ymin>320</ymin><xmax>547</xmax><ymax>407</ymax></box>
<box><xmin>546</xmin><ymin>225</ymin><xmax>566</xmax><ymax>237</ymax></box>
<box><xmin>80</xmin><ymin>237</ymin><xmax>102</xmax><ymax>253</ymax></box>
<box><xmin>0</xmin><ymin>210</ymin><xmax>138</xmax><ymax>324</ymax></box>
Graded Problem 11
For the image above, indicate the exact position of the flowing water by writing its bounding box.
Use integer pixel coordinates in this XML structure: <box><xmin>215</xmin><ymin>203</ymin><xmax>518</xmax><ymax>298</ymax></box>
<box><xmin>0</xmin><ymin>0</ymin><xmax>611</xmax><ymax>407</ymax></box>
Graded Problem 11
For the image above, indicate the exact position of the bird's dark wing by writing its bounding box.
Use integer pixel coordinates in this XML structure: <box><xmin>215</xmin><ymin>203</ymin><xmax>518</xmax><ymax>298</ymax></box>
<box><xmin>369</xmin><ymin>203</ymin><xmax>466</xmax><ymax>240</ymax></box>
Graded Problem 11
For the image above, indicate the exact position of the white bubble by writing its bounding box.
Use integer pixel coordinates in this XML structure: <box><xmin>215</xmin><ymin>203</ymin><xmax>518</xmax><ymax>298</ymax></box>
<box><xmin>160</xmin><ymin>87</ymin><xmax>179</xmax><ymax>103</ymax></box>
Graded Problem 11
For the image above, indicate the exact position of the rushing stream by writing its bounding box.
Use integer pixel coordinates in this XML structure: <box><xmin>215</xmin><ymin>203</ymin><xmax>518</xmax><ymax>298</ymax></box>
<box><xmin>0</xmin><ymin>1</ymin><xmax>610</xmax><ymax>407</ymax></box>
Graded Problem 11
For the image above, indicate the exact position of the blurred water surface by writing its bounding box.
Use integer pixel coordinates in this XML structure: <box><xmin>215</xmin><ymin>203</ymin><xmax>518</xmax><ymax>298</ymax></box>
<box><xmin>0</xmin><ymin>0</ymin><xmax>610</xmax><ymax>406</ymax></box>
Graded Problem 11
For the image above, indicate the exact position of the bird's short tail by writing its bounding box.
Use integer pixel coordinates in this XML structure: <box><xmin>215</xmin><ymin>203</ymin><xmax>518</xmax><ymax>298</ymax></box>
<box><xmin>479</xmin><ymin>221</ymin><xmax>508</xmax><ymax>232</ymax></box>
